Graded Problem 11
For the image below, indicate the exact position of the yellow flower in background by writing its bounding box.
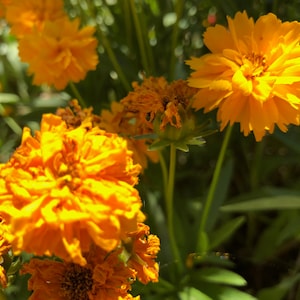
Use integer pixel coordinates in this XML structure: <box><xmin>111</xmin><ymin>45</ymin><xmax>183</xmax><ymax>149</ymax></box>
<box><xmin>186</xmin><ymin>11</ymin><xmax>300</xmax><ymax>141</ymax></box>
<box><xmin>21</xmin><ymin>245</ymin><xmax>140</xmax><ymax>300</ymax></box>
<box><xmin>0</xmin><ymin>113</ymin><xmax>143</xmax><ymax>266</ymax></box>
<box><xmin>5</xmin><ymin>0</ymin><xmax>66</xmax><ymax>37</ymax></box>
<box><xmin>125</xmin><ymin>223</ymin><xmax>160</xmax><ymax>284</ymax></box>
<box><xmin>18</xmin><ymin>17</ymin><xmax>99</xmax><ymax>90</ymax></box>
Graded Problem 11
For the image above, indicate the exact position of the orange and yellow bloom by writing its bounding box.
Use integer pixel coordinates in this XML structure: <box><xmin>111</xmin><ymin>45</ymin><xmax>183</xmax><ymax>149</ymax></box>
<box><xmin>18</xmin><ymin>17</ymin><xmax>98</xmax><ymax>90</ymax></box>
<box><xmin>0</xmin><ymin>218</ymin><xmax>11</xmax><ymax>288</ymax></box>
<box><xmin>186</xmin><ymin>11</ymin><xmax>300</xmax><ymax>141</ymax></box>
<box><xmin>0</xmin><ymin>113</ymin><xmax>143</xmax><ymax>266</ymax></box>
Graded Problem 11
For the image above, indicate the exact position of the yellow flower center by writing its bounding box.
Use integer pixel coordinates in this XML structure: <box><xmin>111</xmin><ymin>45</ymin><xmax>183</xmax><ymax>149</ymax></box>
<box><xmin>242</xmin><ymin>53</ymin><xmax>267</xmax><ymax>78</ymax></box>
<box><xmin>60</xmin><ymin>263</ymin><xmax>93</xmax><ymax>300</ymax></box>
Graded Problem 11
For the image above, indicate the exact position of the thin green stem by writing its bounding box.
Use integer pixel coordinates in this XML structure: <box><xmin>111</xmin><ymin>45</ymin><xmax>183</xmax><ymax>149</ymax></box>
<box><xmin>69</xmin><ymin>82</ymin><xmax>87</xmax><ymax>108</ymax></box>
<box><xmin>129</xmin><ymin>0</ymin><xmax>151</xmax><ymax>75</ymax></box>
<box><xmin>169</xmin><ymin>0</ymin><xmax>184</xmax><ymax>80</ymax></box>
<box><xmin>97</xmin><ymin>29</ymin><xmax>131</xmax><ymax>92</ymax></box>
<box><xmin>196</xmin><ymin>125</ymin><xmax>233</xmax><ymax>252</ymax></box>
<box><xmin>159</xmin><ymin>150</ymin><xmax>168</xmax><ymax>201</ymax></box>
<box><xmin>85</xmin><ymin>1</ymin><xmax>131</xmax><ymax>92</ymax></box>
<box><xmin>166</xmin><ymin>144</ymin><xmax>184</xmax><ymax>273</ymax></box>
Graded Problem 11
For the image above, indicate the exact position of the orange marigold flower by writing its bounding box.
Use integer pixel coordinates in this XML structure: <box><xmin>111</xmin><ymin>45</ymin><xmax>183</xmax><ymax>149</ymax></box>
<box><xmin>0</xmin><ymin>218</ymin><xmax>11</xmax><ymax>288</ymax></box>
<box><xmin>0</xmin><ymin>113</ymin><xmax>143</xmax><ymax>265</ymax></box>
<box><xmin>186</xmin><ymin>11</ymin><xmax>300</xmax><ymax>141</ymax></box>
<box><xmin>18</xmin><ymin>17</ymin><xmax>99</xmax><ymax>90</ymax></box>
<box><xmin>121</xmin><ymin>77</ymin><xmax>197</xmax><ymax>132</ymax></box>
<box><xmin>21</xmin><ymin>245</ymin><xmax>140</xmax><ymax>300</ymax></box>
<box><xmin>125</xmin><ymin>223</ymin><xmax>160</xmax><ymax>284</ymax></box>
<box><xmin>99</xmin><ymin>101</ymin><xmax>159</xmax><ymax>170</ymax></box>
<box><xmin>5</xmin><ymin>0</ymin><xmax>66</xmax><ymax>37</ymax></box>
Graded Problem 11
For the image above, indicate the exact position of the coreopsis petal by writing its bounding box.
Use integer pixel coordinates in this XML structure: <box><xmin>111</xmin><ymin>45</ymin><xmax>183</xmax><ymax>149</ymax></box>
<box><xmin>21</xmin><ymin>246</ymin><xmax>139</xmax><ymax>300</ymax></box>
<box><xmin>18</xmin><ymin>17</ymin><xmax>99</xmax><ymax>90</ymax></box>
<box><xmin>5</xmin><ymin>0</ymin><xmax>66</xmax><ymax>37</ymax></box>
<box><xmin>0</xmin><ymin>114</ymin><xmax>144</xmax><ymax>265</ymax></box>
<box><xmin>186</xmin><ymin>11</ymin><xmax>300</xmax><ymax>141</ymax></box>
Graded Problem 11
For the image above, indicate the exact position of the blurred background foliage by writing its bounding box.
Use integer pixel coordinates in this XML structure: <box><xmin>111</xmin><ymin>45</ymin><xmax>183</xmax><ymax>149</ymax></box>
<box><xmin>2</xmin><ymin>0</ymin><xmax>300</xmax><ymax>299</ymax></box>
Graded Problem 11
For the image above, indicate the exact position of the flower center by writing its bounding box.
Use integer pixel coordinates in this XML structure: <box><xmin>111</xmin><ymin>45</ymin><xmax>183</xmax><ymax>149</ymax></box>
<box><xmin>242</xmin><ymin>53</ymin><xmax>267</xmax><ymax>78</ymax></box>
<box><xmin>60</xmin><ymin>263</ymin><xmax>93</xmax><ymax>300</ymax></box>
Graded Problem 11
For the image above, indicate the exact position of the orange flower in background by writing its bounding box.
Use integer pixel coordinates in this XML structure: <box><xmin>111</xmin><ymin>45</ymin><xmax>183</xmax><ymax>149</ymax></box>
<box><xmin>121</xmin><ymin>77</ymin><xmax>197</xmax><ymax>132</ymax></box>
<box><xmin>5</xmin><ymin>0</ymin><xmax>66</xmax><ymax>37</ymax></box>
<box><xmin>99</xmin><ymin>101</ymin><xmax>159</xmax><ymax>170</ymax></box>
<box><xmin>186</xmin><ymin>11</ymin><xmax>300</xmax><ymax>141</ymax></box>
<box><xmin>0</xmin><ymin>0</ymin><xmax>10</xmax><ymax>18</ymax></box>
<box><xmin>18</xmin><ymin>17</ymin><xmax>99</xmax><ymax>90</ymax></box>
<box><xmin>0</xmin><ymin>113</ymin><xmax>143</xmax><ymax>266</ymax></box>
<box><xmin>21</xmin><ymin>245</ymin><xmax>140</xmax><ymax>300</ymax></box>
<box><xmin>125</xmin><ymin>223</ymin><xmax>160</xmax><ymax>284</ymax></box>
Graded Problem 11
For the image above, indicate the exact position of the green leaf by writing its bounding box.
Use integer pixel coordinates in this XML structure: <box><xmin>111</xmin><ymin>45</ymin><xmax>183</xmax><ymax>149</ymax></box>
<box><xmin>0</xmin><ymin>93</ymin><xmax>20</xmax><ymax>104</ymax></box>
<box><xmin>209</xmin><ymin>216</ymin><xmax>246</xmax><ymax>250</ymax></box>
<box><xmin>257</xmin><ymin>273</ymin><xmax>300</xmax><ymax>300</ymax></box>
<box><xmin>191</xmin><ymin>267</ymin><xmax>247</xmax><ymax>286</ymax></box>
<box><xmin>190</xmin><ymin>282</ymin><xmax>257</xmax><ymax>300</ymax></box>
<box><xmin>179</xmin><ymin>287</ymin><xmax>213</xmax><ymax>300</ymax></box>
<box><xmin>221</xmin><ymin>195</ymin><xmax>300</xmax><ymax>212</ymax></box>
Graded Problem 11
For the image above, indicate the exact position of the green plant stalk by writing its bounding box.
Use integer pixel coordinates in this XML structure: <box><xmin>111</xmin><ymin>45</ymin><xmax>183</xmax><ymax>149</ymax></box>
<box><xmin>97</xmin><ymin>29</ymin><xmax>131</xmax><ymax>92</ymax></box>
<box><xmin>159</xmin><ymin>150</ymin><xmax>168</xmax><ymax>201</ymax></box>
<box><xmin>166</xmin><ymin>144</ymin><xmax>184</xmax><ymax>274</ymax></box>
<box><xmin>69</xmin><ymin>82</ymin><xmax>87</xmax><ymax>108</ymax></box>
<box><xmin>196</xmin><ymin>125</ymin><xmax>233</xmax><ymax>252</ymax></box>
<box><xmin>129</xmin><ymin>0</ymin><xmax>151</xmax><ymax>75</ymax></box>
<box><xmin>85</xmin><ymin>1</ymin><xmax>131</xmax><ymax>92</ymax></box>
<box><xmin>169</xmin><ymin>0</ymin><xmax>184</xmax><ymax>80</ymax></box>
<box><xmin>122</xmin><ymin>1</ymin><xmax>134</xmax><ymax>57</ymax></box>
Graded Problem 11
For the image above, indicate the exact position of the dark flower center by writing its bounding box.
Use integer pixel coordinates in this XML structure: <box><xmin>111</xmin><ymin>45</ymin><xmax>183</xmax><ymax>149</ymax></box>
<box><xmin>60</xmin><ymin>263</ymin><xmax>93</xmax><ymax>300</ymax></box>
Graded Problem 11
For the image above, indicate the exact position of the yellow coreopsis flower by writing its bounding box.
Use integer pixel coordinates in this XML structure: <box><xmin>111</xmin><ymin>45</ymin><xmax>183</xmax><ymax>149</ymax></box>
<box><xmin>21</xmin><ymin>245</ymin><xmax>140</xmax><ymax>300</ymax></box>
<box><xmin>186</xmin><ymin>11</ymin><xmax>300</xmax><ymax>141</ymax></box>
<box><xmin>5</xmin><ymin>0</ymin><xmax>66</xmax><ymax>37</ymax></box>
<box><xmin>18</xmin><ymin>17</ymin><xmax>99</xmax><ymax>90</ymax></box>
<box><xmin>0</xmin><ymin>113</ymin><xmax>143</xmax><ymax>266</ymax></box>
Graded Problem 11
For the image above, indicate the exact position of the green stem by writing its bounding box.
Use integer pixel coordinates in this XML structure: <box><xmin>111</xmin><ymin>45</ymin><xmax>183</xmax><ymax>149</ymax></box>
<box><xmin>166</xmin><ymin>144</ymin><xmax>183</xmax><ymax>273</ymax></box>
<box><xmin>97</xmin><ymin>28</ymin><xmax>131</xmax><ymax>92</ymax></box>
<box><xmin>129</xmin><ymin>0</ymin><xmax>151</xmax><ymax>75</ymax></box>
<box><xmin>69</xmin><ymin>82</ymin><xmax>87</xmax><ymax>108</ymax></box>
<box><xmin>169</xmin><ymin>0</ymin><xmax>184</xmax><ymax>80</ymax></box>
<box><xmin>159</xmin><ymin>150</ymin><xmax>168</xmax><ymax>200</ymax></box>
<box><xmin>196</xmin><ymin>125</ymin><xmax>233</xmax><ymax>252</ymax></box>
